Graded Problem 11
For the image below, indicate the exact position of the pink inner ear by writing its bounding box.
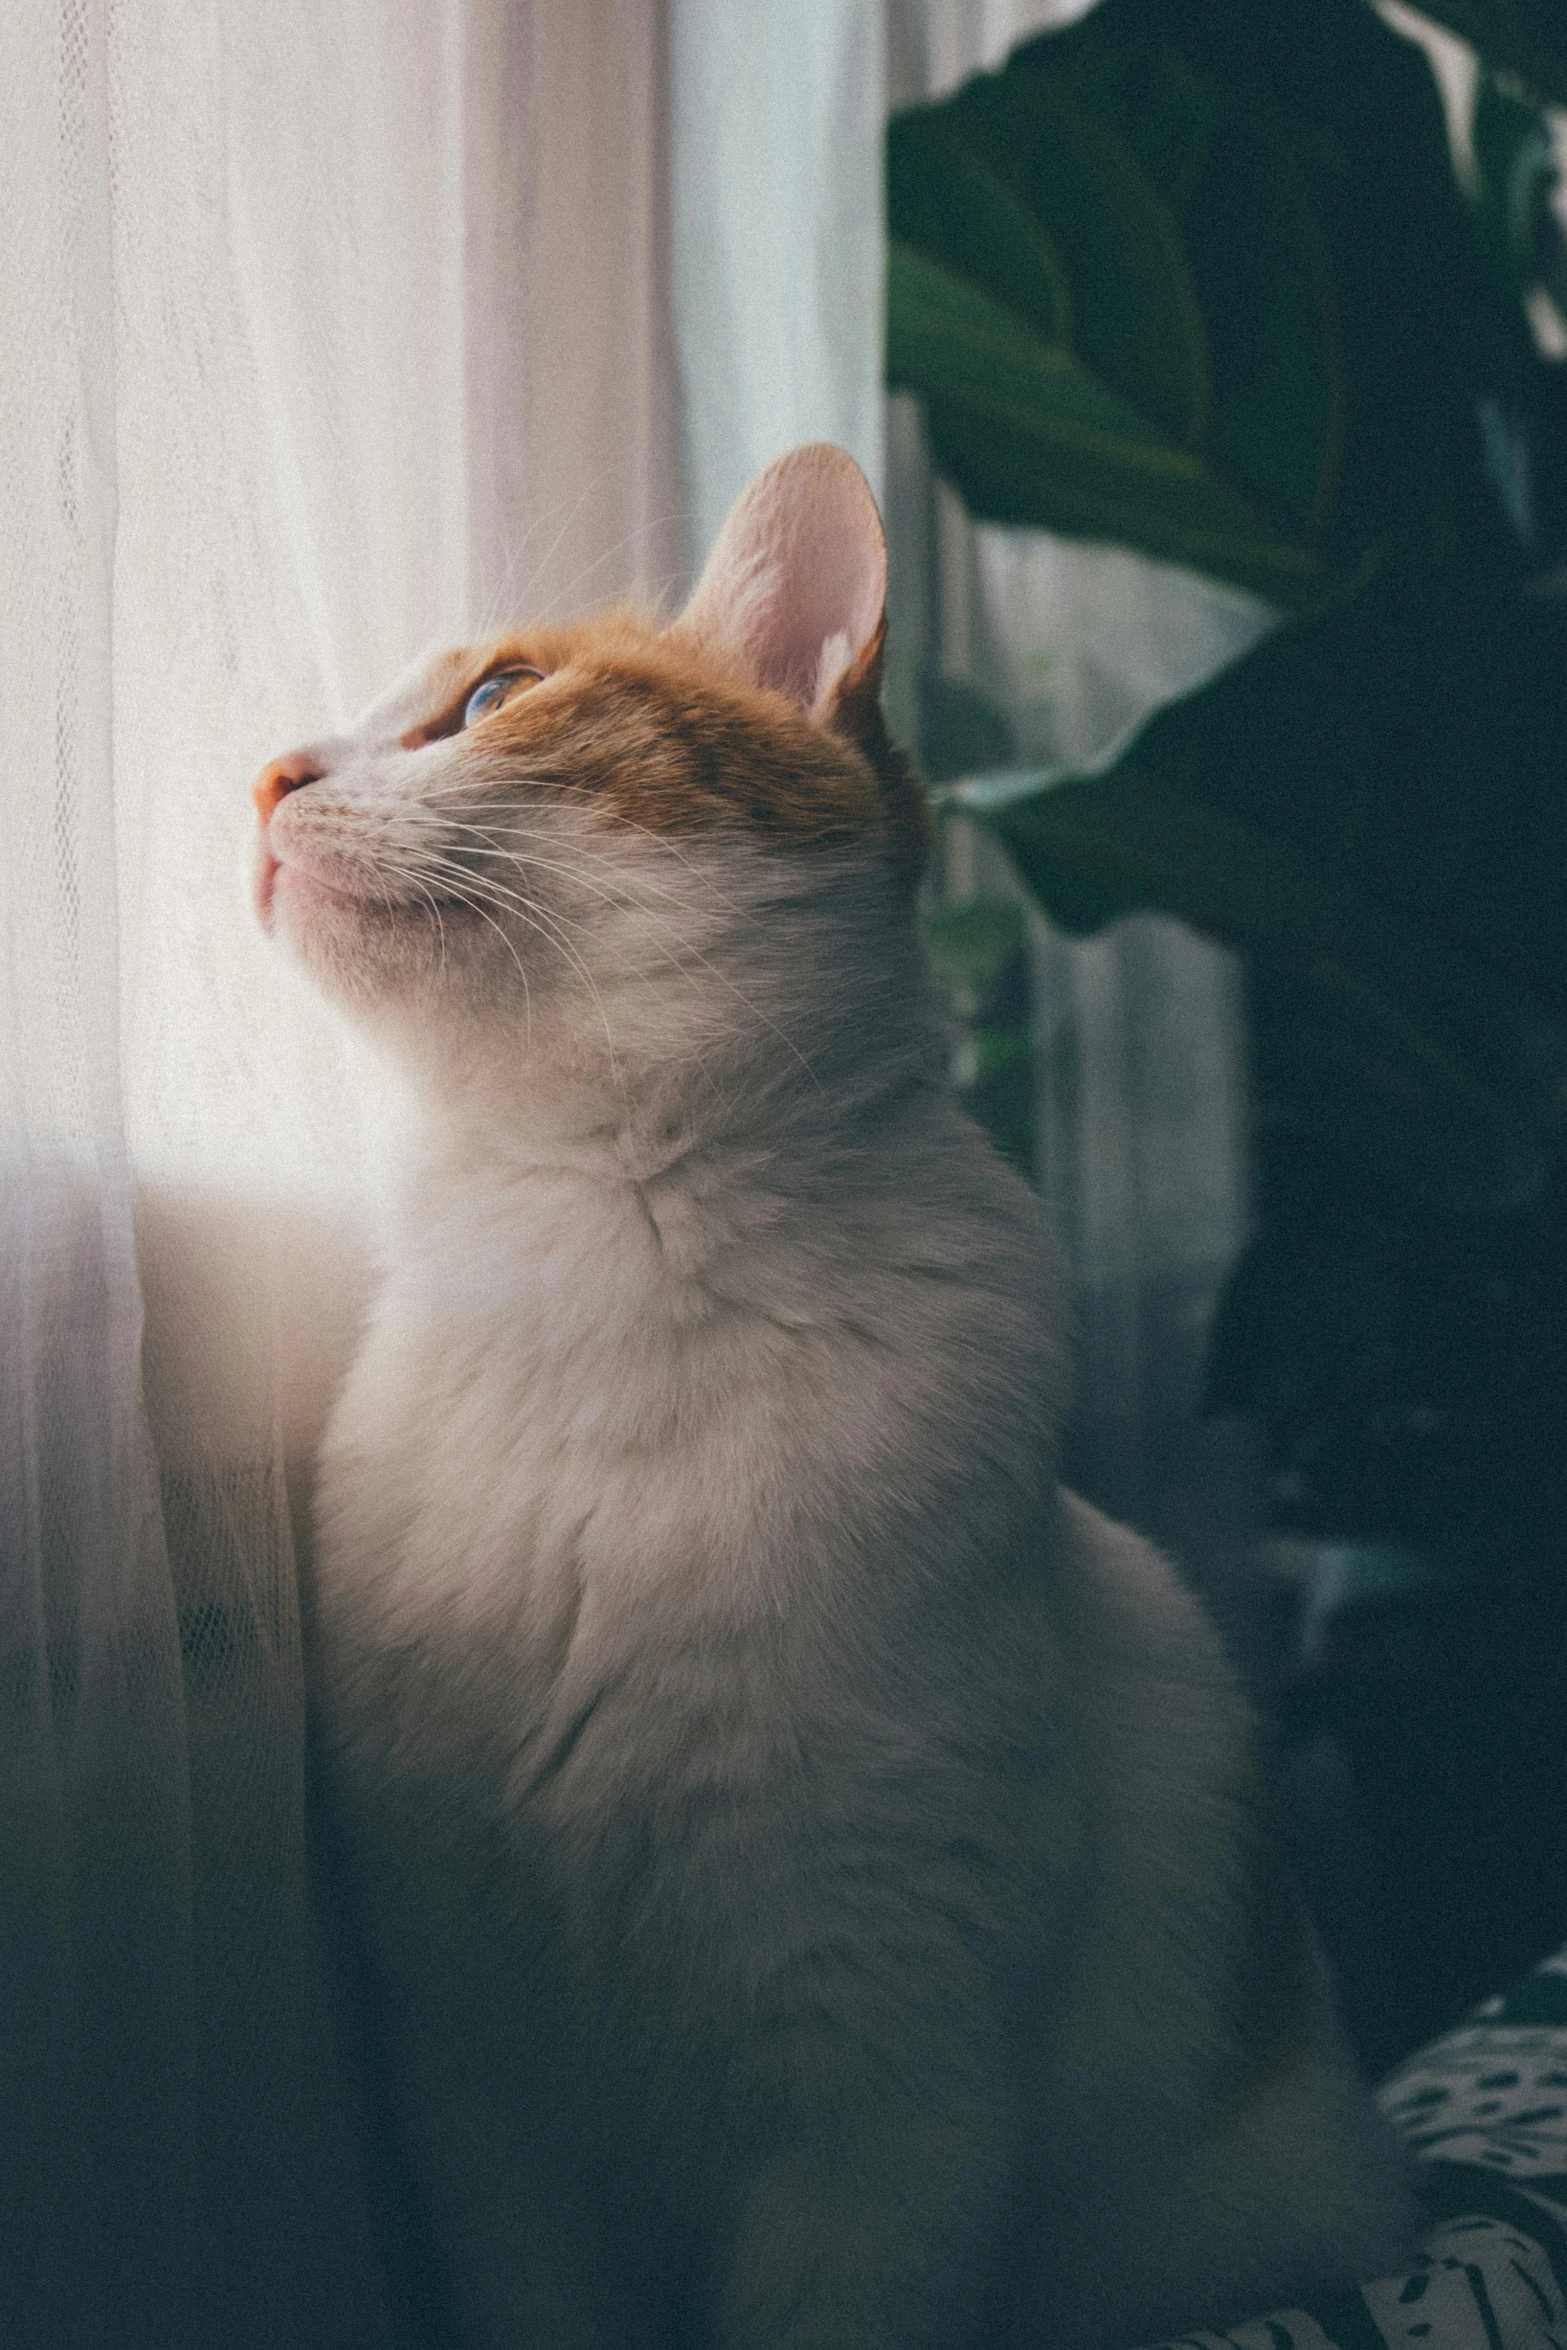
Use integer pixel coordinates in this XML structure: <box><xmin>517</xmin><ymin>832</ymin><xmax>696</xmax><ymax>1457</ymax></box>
<box><xmin>679</xmin><ymin>444</ymin><xmax>887</xmax><ymax>716</ymax></box>
<box><xmin>748</xmin><ymin>496</ymin><xmax>884</xmax><ymax>710</ymax></box>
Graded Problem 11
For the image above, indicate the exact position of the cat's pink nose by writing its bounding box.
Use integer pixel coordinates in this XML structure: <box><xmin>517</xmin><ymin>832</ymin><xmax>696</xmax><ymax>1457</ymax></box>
<box><xmin>252</xmin><ymin>750</ymin><xmax>322</xmax><ymax>825</ymax></box>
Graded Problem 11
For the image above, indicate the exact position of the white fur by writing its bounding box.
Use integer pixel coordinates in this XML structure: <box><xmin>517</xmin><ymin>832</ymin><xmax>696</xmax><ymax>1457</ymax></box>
<box><xmin>263</xmin><ymin>449</ymin><xmax>1413</xmax><ymax>2349</ymax></box>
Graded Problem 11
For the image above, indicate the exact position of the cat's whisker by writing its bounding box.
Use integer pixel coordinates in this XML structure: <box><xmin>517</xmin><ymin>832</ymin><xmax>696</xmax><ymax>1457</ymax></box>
<box><xmin>401</xmin><ymin>853</ymin><xmax>628</xmax><ymax>1098</ymax></box>
<box><xmin>418</xmin><ymin>856</ymin><xmax>743</xmax><ymax>1069</ymax></box>
<box><xmin>407</xmin><ymin>831</ymin><xmax>817</xmax><ymax>1089</ymax></box>
<box><xmin>469</xmin><ymin>477</ymin><xmax>612</xmax><ymax>641</ymax></box>
<box><xmin>418</xmin><ymin>869</ymin><xmax>539</xmax><ymax>1047</ymax></box>
<box><xmin>364</xmin><ymin>850</ymin><xmax>462</xmax><ymax>958</ymax></box>
<box><xmin>373</xmin><ymin>857</ymin><xmax>457</xmax><ymax>977</ymax></box>
<box><xmin>428</xmin><ymin>813</ymin><xmax>746</xmax><ymax>928</ymax></box>
<box><xmin>506</xmin><ymin>477</ymin><xmax>608</xmax><ymax>630</ymax></box>
<box><xmin>415</xmin><ymin>794</ymin><xmax>779</xmax><ymax>986</ymax></box>
<box><xmin>411</xmin><ymin>856</ymin><xmax>741</xmax><ymax>1115</ymax></box>
<box><xmin>436</xmin><ymin>793</ymin><xmax>765</xmax><ymax>928</ymax></box>
<box><xmin>400</xmin><ymin>803</ymin><xmax>815</xmax><ymax>1056</ymax></box>
<box><xmin>425</xmin><ymin>835</ymin><xmax>726</xmax><ymax>966</ymax></box>
<box><xmin>471</xmin><ymin>508</ymin><xmax>561</xmax><ymax>642</ymax></box>
<box><xmin>527</xmin><ymin>506</ymin><xmax>691</xmax><ymax>627</ymax></box>
<box><xmin>396</xmin><ymin>804</ymin><xmax>730</xmax><ymax>956</ymax></box>
<box><xmin>371</xmin><ymin>855</ymin><xmax>468</xmax><ymax>978</ymax></box>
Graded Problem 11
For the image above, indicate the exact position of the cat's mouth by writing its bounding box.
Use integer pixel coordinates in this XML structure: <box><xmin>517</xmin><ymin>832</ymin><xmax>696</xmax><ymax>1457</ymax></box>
<box><xmin>257</xmin><ymin>847</ymin><xmax>477</xmax><ymax>933</ymax></box>
<box><xmin>257</xmin><ymin>847</ymin><xmax>366</xmax><ymax>929</ymax></box>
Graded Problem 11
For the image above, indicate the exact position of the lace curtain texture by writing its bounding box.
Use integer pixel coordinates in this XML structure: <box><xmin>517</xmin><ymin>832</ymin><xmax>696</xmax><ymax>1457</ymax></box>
<box><xmin>2</xmin><ymin>0</ymin><xmax>1253</xmax><ymax>2337</ymax></box>
<box><xmin>2</xmin><ymin>1</ymin><xmax>889</xmax><ymax>2335</ymax></box>
<box><xmin>3</xmin><ymin>3</ymin><xmax>692</xmax><ymax>2338</ymax></box>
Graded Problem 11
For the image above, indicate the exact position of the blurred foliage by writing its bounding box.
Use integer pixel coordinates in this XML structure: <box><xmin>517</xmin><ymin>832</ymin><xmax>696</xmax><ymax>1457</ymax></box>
<box><xmin>965</xmin><ymin>558</ymin><xmax>1567</xmax><ymax>1213</ymax></box>
<box><xmin>888</xmin><ymin>0</ymin><xmax>1567</xmax><ymax>1563</ymax></box>
<box><xmin>1414</xmin><ymin>0</ymin><xmax>1567</xmax><ymax>107</ymax></box>
<box><xmin>888</xmin><ymin>0</ymin><xmax>1532</xmax><ymax>599</ymax></box>
<box><xmin>922</xmin><ymin>896</ymin><xmax>1037</xmax><ymax>1181</ymax></box>
<box><xmin>916</xmin><ymin>663</ymin><xmax>1016</xmax><ymax>784</ymax></box>
<box><xmin>1473</xmin><ymin>64</ymin><xmax>1560</xmax><ymax>296</ymax></box>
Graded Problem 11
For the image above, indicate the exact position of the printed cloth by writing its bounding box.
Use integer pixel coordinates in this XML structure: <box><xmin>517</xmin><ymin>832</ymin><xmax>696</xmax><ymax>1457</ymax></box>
<box><xmin>1145</xmin><ymin>1951</ymin><xmax>1567</xmax><ymax>2350</ymax></box>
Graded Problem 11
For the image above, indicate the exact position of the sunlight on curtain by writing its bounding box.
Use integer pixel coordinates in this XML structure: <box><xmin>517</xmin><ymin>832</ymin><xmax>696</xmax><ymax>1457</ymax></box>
<box><xmin>1</xmin><ymin>4</ymin><xmax>672</xmax><ymax>2339</ymax></box>
<box><xmin>669</xmin><ymin>0</ymin><xmax>886</xmax><ymax>566</ymax></box>
<box><xmin>1</xmin><ymin>6</ymin><xmax>201</xmax><ymax>2332</ymax></box>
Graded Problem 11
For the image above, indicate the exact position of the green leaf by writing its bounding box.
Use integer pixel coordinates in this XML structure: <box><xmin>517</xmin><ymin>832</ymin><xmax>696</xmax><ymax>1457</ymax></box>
<box><xmin>960</xmin><ymin>561</ymin><xmax>1567</xmax><ymax>1209</ymax></box>
<box><xmin>887</xmin><ymin>0</ymin><xmax>1531</xmax><ymax>595</ymax></box>
<box><xmin>887</xmin><ymin>112</ymin><xmax>1074</xmax><ymax>349</ymax></box>
<box><xmin>916</xmin><ymin>666</ymin><xmax>1015</xmax><ymax>785</ymax></box>
<box><xmin>1471</xmin><ymin>63</ymin><xmax>1562</xmax><ymax>301</ymax></box>
<box><xmin>1410</xmin><ymin>0</ymin><xmax>1567</xmax><ymax>109</ymax></box>
<box><xmin>922</xmin><ymin>896</ymin><xmax>1036</xmax><ymax>1178</ymax></box>
<box><xmin>933</xmin><ymin>67</ymin><xmax>1212</xmax><ymax>447</ymax></box>
<box><xmin>887</xmin><ymin>244</ymin><xmax>1329</xmax><ymax>601</ymax></box>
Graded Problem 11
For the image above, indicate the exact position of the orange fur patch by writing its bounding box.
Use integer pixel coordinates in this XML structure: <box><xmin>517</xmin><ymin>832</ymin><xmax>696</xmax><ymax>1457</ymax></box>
<box><xmin>417</xmin><ymin>609</ymin><xmax>930</xmax><ymax>895</ymax></box>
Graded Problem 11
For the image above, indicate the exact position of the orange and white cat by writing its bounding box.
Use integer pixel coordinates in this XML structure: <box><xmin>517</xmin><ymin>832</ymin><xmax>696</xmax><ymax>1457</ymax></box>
<box><xmin>253</xmin><ymin>446</ymin><xmax>1411</xmax><ymax>2349</ymax></box>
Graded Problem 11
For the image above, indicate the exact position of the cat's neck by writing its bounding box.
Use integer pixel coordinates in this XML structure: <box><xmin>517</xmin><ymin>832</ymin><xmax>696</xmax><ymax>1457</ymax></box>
<box><xmin>368</xmin><ymin>978</ymin><xmax>955</xmax><ymax>1323</ymax></box>
<box><xmin>373</xmin><ymin>874</ymin><xmax>950</xmax><ymax>1237</ymax></box>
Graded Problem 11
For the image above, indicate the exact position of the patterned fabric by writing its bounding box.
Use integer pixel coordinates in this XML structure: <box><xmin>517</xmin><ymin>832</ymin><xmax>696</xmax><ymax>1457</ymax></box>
<box><xmin>1143</xmin><ymin>1951</ymin><xmax>1567</xmax><ymax>2350</ymax></box>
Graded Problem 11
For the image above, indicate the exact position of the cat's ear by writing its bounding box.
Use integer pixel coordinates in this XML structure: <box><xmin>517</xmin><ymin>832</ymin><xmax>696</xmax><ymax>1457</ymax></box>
<box><xmin>676</xmin><ymin>444</ymin><xmax>888</xmax><ymax>731</ymax></box>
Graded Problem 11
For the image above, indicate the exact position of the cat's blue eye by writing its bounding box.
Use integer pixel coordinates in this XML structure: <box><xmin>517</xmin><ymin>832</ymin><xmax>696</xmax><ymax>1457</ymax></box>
<box><xmin>463</xmin><ymin>667</ymin><xmax>543</xmax><ymax>727</ymax></box>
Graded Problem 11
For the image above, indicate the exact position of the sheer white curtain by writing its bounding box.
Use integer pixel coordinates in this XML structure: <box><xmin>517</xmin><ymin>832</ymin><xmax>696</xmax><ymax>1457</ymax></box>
<box><xmin>2</xmin><ymin>4</ymin><xmax>675</xmax><ymax>2339</ymax></box>
<box><xmin>669</xmin><ymin>0</ymin><xmax>886</xmax><ymax>559</ymax></box>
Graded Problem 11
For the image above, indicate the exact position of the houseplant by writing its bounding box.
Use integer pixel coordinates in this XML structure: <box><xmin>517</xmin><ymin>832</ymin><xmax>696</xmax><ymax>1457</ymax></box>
<box><xmin>888</xmin><ymin>0</ymin><xmax>1567</xmax><ymax>2068</ymax></box>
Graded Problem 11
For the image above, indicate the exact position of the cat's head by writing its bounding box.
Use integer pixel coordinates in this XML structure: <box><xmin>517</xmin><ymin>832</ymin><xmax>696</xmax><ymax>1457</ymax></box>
<box><xmin>251</xmin><ymin>445</ymin><xmax>928</xmax><ymax>1101</ymax></box>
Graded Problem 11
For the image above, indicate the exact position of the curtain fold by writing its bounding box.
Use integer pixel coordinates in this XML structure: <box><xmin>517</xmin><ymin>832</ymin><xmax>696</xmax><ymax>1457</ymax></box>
<box><xmin>669</xmin><ymin>0</ymin><xmax>887</xmax><ymax>561</ymax></box>
<box><xmin>2</xmin><ymin>2</ymin><xmax>200</xmax><ymax>2333</ymax></box>
<box><xmin>2</xmin><ymin>4</ymin><xmax>675</xmax><ymax>2338</ymax></box>
<box><xmin>466</xmin><ymin>0</ymin><xmax>684</xmax><ymax>626</ymax></box>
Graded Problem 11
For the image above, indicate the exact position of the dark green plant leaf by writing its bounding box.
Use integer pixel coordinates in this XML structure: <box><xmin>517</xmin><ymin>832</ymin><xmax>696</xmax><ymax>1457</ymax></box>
<box><xmin>959</xmin><ymin>561</ymin><xmax>1567</xmax><ymax>1209</ymax></box>
<box><xmin>922</xmin><ymin>896</ymin><xmax>1036</xmax><ymax>1178</ymax></box>
<box><xmin>1472</xmin><ymin>63</ymin><xmax>1561</xmax><ymax>297</ymax></box>
<box><xmin>887</xmin><ymin>243</ymin><xmax>1329</xmax><ymax>600</ymax></box>
<box><xmin>888</xmin><ymin>0</ymin><xmax>1534</xmax><ymax>595</ymax></box>
<box><xmin>887</xmin><ymin>113</ymin><xmax>1074</xmax><ymax>349</ymax></box>
<box><xmin>1203</xmin><ymin>1134</ymin><xmax>1567</xmax><ymax>1558</ymax></box>
<box><xmin>916</xmin><ymin>665</ymin><xmax>1015</xmax><ymax>784</ymax></box>
<box><xmin>903</xmin><ymin>70</ymin><xmax>1212</xmax><ymax>449</ymax></box>
<box><xmin>1467</xmin><ymin>59</ymin><xmax>1567</xmax><ymax>409</ymax></box>
<box><xmin>960</xmin><ymin>23</ymin><xmax>1341</xmax><ymax>532</ymax></box>
<box><xmin>1411</xmin><ymin>0</ymin><xmax>1567</xmax><ymax>108</ymax></box>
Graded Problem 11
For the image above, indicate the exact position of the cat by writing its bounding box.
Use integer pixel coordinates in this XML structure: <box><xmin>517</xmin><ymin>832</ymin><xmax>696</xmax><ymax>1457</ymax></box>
<box><xmin>252</xmin><ymin>443</ymin><xmax>1413</xmax><ymax>2350</ymax></box>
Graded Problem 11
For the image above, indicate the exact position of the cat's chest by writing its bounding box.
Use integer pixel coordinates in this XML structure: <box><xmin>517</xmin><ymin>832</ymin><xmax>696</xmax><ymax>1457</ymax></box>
<box><xmin>311</xmin><ymin>1281</ymin><xmax>850</xmax><ymax>1932</ymax></box>
<box><xmin>313</xmin><ymin>1232</ymin><xmax>800</xmax><ymax>1670</ymax></box>
<box><xmin>321</xmin><ymin>1312</ymin><xmax>638</xmax><ymax>1653</ymax></box>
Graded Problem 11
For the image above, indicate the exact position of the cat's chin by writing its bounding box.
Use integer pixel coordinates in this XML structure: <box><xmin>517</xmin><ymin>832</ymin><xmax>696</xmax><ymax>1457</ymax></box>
<box><xmin>259</xmin><ymin>854</ymin><xmax>494</xmax><ymax>1019</ymax></box>
<box><xmin>259</xmin><ymin>853</ymin><xmax>359</xmax><ymax>930</ymax></box>
<box><xmin>260</xmin><ymin>852</ymin><xmax>474</xmax><ymax>936</ymax></box>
